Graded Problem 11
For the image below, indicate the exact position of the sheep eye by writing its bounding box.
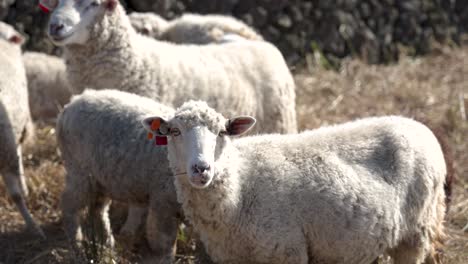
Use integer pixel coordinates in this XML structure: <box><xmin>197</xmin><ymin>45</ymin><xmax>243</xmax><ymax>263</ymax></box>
<box><xmin>170</xmin><ymin>128</ymin><xmax>181</xmax><ymax>136</ymax></box>
<box><xmin>219</xmin><ymin>130</ymin><xmax>227</xmax><ymax>137</ymax></box>
<box><xmin>90</xmin><ymin>1</ymin><xmax>99</xmax><ymax>7</ymax></box>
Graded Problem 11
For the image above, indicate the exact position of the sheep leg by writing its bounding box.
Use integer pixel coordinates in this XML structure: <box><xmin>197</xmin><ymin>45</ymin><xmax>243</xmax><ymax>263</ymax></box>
<box><xmin>2</xmin><ymin>169</ymin><xmax>44</xmax><ymax>238</ymax></box>
<box><xmin>88</xmin><ymin>195</ymin><xmax>115</xmax><ymax>248</ymax></box>
<box><xmin>119</xmin><ymin>205</ymin><xmax>146</xmax><ymax>239</ymax></box>
<box><xmin>16</xmin><ymin>146</ymin><xmax>28</xmax><ymax>197</ymax></box>
<box><xmin>145</xmin><ymin>205</ymin><xmax>179</xmax><ymax>263</ymax></box>
<box><xmin>389</xmin><ymin>240</ymin><xmax>429</xmax><ymax>264</ymax></box>
<box><xmin>61</xmin><ymin>175</ymin><xmax>90</xmax><ymax>244</ymax></box>
<box><xmin>1</xmin><ymin>145</ymin><xmax>44</xmax><ymax>238</ymax></box>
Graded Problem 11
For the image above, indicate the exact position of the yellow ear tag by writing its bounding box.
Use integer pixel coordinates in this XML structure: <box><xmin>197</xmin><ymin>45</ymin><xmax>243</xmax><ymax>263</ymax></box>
<box><xmin>147</xmin><ymin>132</ymin><xmax>154</xmax><ymax>140</ymax></box>
<box><xmin>151</xmin><ymin>119</ymin><xmax>161</xmax><ymax>131</ymax></box>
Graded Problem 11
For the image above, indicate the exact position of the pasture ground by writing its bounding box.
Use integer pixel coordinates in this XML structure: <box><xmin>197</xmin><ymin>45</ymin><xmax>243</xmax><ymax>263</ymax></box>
<box><xmin>0</xmin><ymin>46</ymin><xmax>467</xmax><ymax>263</ymax></box>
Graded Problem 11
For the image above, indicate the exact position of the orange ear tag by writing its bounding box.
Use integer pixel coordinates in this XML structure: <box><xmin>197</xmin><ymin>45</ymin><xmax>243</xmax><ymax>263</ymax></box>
<box><xmin>147</xmin><ymin>132</ymin><xmax>154</xmax><ymax>140</ymax></box>
<box><xmin>151</xmin><ymin>119</ymin><xmax>161</xmax><ymax>131</ymax></box>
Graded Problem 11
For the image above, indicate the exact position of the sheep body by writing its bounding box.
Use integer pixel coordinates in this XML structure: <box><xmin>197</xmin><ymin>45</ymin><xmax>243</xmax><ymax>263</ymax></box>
<box><xmin>57</xmin><ymin>89</ymin><xmax>179</xmax><ymax>261</ymax></box>
<box><xmin>0</xmin><ymin>22</ymin><xmax>43</xmax><ymax>237</ymax></box>
<box><xmin>55</xmin><ymin>1</ymin><xmax>296</xmax><ymax>134</ymax></box>
<box><xmin>162</xmin><ymin>101</ymin><xmax>446</xmax><ymax>264</ymax></box>
<box><xmin>160</xmin><ymin>13</ymin><xmax>263</xmax><ymax>44</ymax></box>
<box><xmin>23</xmin><ymin>52</ymin><xmax>72</xmax><ymax>121</ymax></box>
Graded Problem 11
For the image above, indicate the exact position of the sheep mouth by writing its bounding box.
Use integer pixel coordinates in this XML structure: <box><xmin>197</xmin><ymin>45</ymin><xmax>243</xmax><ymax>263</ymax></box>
<box><xmin>189</xmin><ymin>174</ymin><xmax>212</xmax><ymax>189</ymax></box>
<box><xmin>49</xmin><ymin>32</ymin><xmax>74</xmax><ymax>43</ymax></box>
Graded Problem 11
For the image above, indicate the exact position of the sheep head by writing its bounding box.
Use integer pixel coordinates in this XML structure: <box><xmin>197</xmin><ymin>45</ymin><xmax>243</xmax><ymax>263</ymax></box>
<box><xmin>142</xmin><ymin>101</ymin><xmax>255</xmax><ymax>189</ymax></box>
<box><xmin>0</xmin><ymin>22</ymin><xmax>25</xmax><ymax>45</ymax></box>
<box><xmin>42</xmin><ymin>0</ymin><xmax>119</xmax><ymax>46</ymax></box>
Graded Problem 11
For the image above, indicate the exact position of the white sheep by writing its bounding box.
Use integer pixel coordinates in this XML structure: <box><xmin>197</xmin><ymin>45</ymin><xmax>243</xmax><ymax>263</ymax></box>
<box><xmin>57</xmin><ymin>89</ymin><xmax>181</xmax><ymax>262</ymax></box>
<box><xmin>142</xmin><ymin>100</ymin><xmax>447</xmax><ymax>264</ymax></box>
<box><xmin>128</xmin><ymin>12</ymin><xmax>169</xmax><ymax>39</ymax></box>
<box><xmin>0</xmin><ymin>22</ymin><xmax>44</xmax><ymax>238</ymax></box>
<box><xmin>23</xmin><ymin>51</ymin><xmax>73</xmax><ymax>121</ymax></box>
<box><xmin>160</xmin><ymin>13</ymin><xmax>263</xmax><ymax>44</ymax></box>
<box><xmin>40</xmin><ymin>0</ymin><xmax>297</xmax><ymax>134</ymax></box>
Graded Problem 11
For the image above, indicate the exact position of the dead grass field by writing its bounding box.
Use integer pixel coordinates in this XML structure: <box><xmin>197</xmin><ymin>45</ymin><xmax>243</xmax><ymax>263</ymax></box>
<box><xmin>0</xmin><ymin>46</ymin><xmax>467</xmax><ymax>263</ymax></box>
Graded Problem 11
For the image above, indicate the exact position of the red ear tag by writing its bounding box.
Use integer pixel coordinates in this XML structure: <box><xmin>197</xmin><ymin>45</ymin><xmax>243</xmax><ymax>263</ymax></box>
<box><xmin>155</xmin><ymin>136</ymin><xmax>167</xmax><ymax>146</ymax></box>
<box><xmin>151</xmin><ymin>119</ymin><xmax>161</xmax><ymax>131</ymax></box>
<box><xmin>147</xmin><ymin>132</ymin><xmax>154</xmax><ymax>140</ymax></box>
<box><xmin>39</xmin><ymin>3</ymin><xmax>51</xmax><ymax>13</ymax></box>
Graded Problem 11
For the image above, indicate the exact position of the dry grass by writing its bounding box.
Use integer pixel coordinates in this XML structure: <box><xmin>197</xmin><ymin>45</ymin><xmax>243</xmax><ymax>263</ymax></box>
<box><xmin>1</xmin><ymin>46</ymin><xmax>467</xmax><ymax>263</ymax></box>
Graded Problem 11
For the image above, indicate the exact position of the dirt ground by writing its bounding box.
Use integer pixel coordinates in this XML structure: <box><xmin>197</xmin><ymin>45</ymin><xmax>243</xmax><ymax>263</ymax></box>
<box><xmin>1</xmin><ymin>46</ymin><xmax>467</xmax><ymax>263</ymax></box>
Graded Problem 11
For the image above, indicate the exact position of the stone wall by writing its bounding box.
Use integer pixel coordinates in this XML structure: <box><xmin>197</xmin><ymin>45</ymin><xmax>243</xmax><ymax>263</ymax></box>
<box><xmin>1</xmin><ymin>0</ymin><xmax>467</xmax><ymax>65</ymax></box>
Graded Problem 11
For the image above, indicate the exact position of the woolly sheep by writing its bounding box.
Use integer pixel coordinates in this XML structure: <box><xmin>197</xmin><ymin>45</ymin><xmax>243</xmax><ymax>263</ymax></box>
<box><xmin>0</xmin><ymin>22</ymin><xmax>44</xmax><ymax>238</ymax></box>
<box><xmin>160</xmin><ymin>13</ymin><xmax>263</xmax><ymax>44</ymax></box>
<box><xmin>23</xmin><ymin>52</ymin><xmax>73</xmax><ymax>121</ymax></box>
<box><xmin>41</xmin><ymin>0</ymin><xmax>297</xmax><ymax>134</ymax></box>
<box><xmin>57</xmin><ymin>89</ymin><xmax>181</xmax><ymax>262</ymax></box>
<box><xmin>142</xmin><ymin>101</ymin><xmax>447</xmax><ymax>264</ymax></box>
<box><xmin>128</xmin><ymin>12</ymin><xmax>169</xmax><ymax>39</ymax></box>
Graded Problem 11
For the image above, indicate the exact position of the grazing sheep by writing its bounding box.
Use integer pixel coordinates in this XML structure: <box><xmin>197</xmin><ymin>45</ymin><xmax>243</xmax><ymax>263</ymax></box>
<box><xmin>57</xmin><ymin>89</ymin><xmax>180</xmax><ymax>262</ymax></box>
<box><xmin>160</xmin><ymin>13</ymin><xmax>263</xmax><ymax>44</ymax></box>
<box><xmin>0</xmin><ymin>22</ymin><xmax>44</xmax><ymax>238</ymax></box>
<box><xmin>41</xmin><ymin>0</ymin><xmax>297</xmax><ymax>134</ymax></box>
<box><xmin>128</xmin><ymin>12</ymin><xmax>168</xmax><ymax>39</ymax></box>
<box><xmin>23</xmin><ymin>52</ymin><xmax>73</xmax><ymax>121</ymax></box>
<box><xmin>143</xmin><ymin>101</ymin><xmax>447</xmax><ymax>264</ymax></box>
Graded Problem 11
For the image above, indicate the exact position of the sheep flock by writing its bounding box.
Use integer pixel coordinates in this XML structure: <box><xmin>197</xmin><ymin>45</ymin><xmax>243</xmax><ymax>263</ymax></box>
<box><xmin>0</xmin><ymin>0</ymin><xmax>465</xmax><ymax>263</ymax></box>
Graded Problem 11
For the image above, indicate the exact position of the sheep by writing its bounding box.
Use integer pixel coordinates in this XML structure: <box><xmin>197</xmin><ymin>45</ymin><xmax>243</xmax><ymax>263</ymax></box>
<box><xmin>160</xmin><ymin>13</ymin><xmax>263</xmax><ymax>44</ymax></box>
<box><xmin>128</xmin><ymin>12</ymin><xmax>169</xmax><ymax>39</ymax></box>
<box><xmin>0</xmin><ymin>22</ymin><xmax>44</xmax><ymax>238</ymax></box>
<box><xmin>142</xmin><ymin>100</ymin><xmax>448</xmax><ymax>264</ymax></box>
<box><xmin>56</xmin><ymin>89</ymin><xmax>180</xmax><ymax>262</ymax></box>
<box><xmin>41</xmin><ymin>0</ymin><xmax>297</xmax><ymax>134</ymax></box>
<box><xmin>23</xmin><ymin>52</ymin><xmax>73</xmax><ymax>121</ymax></box>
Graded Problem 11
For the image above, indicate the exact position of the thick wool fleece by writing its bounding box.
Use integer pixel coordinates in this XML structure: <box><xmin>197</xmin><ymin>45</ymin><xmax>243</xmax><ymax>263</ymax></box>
<box><xmin>160</xmin><ymin>13</ymin><xmax>263</xmax><ymax>44</ymax></box>
<box><xmin>57</xmin><ymin>89</ymin><xmax>181</xmax><ymax>261</ymax></box>
<box><xmin>23</xmin><ymin>52</ymin><xmax>73</xmax><ymax>121</ymax></box>
<box><xmin>63</xmin><ymin>3</ymin><xmax>296</xmax><ymax>134</ymax></box>
<box><xmin>168</xmin><ymin>104</ymin><xmax>446</xmax><ymax>264</ymax></box>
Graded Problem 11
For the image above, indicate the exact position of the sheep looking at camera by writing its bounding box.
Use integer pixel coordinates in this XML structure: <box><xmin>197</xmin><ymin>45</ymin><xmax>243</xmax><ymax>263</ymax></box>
<box><xmin>57</xmin><ymin>89</ymin><xmax>180</xmax><ymax>262</ymax></box>
<box><xmin>143</xmin><ymin>100</ymin><xmax>447</xmax><ymax>264</ymax></box>
<box><xmin>0</xmin><ymin>22</ymin><xmax>44</xmax><ymax>238</ymax></box>
<box><xmin>41</xmin><ymin>0</ymin><xmax>297</xmax><ymax>134</ymax></box>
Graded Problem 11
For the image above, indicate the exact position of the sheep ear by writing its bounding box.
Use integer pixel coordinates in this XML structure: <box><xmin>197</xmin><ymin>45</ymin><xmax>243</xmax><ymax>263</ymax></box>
<box><xmin>9</xmin><ymin>34</ymin><xmax>24</xmax><ymax>45</ymax></box>
<box><xmin>227</xmin><ymin>116</ymin><xmax>256</xmax><ymax>136</ymax></box>
<box><xmin>105</xmin><ymin>0</ymin><xmax>118</xmax><ymax>12</ymax></box>
<box><xmin>142</xmin><ymin>116</ymin><xmax>169</xmax><ymax>135</ymax></box>
<box><xmin>39</xmin><ymin>0</ymin><xmax>58</xmax><ymax>13</ymax></box>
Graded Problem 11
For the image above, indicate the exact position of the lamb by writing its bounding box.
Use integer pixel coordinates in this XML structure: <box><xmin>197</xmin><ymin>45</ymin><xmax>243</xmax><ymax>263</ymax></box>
<box><xmin>0</xmin><ymin>22</ymin><xmax>44</xmax><ymax>238</ymax></box>
<box><xmin>142</xmin><ymin>100</ymin><xmax>448</xmax><ymax>264</ymax></box>
<box><xmin>23</xmin><ymin>52</ymin><xmax>73</xmax><ymax>121</ymax></box>
<box><xmin>128</xmin><ymin>12</ymin><xmax>168</xmax><ymax>39</ymax></box>
<box><xmin>160</xmin><ymin>13</ymin><xmax>263</xmax><ymax>44</ymax></box>
<box><xmin>40</xmin><ymin>0</ymin><xmax>297</xmax><ymax>134</ymax></box>
<box><xmin>57</xmin><ymin>89</ymin><xmax>180</xmax><ymax>262</ymax></box>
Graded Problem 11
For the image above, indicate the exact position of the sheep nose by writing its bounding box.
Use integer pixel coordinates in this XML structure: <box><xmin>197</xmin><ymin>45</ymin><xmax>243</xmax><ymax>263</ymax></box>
<box><xmin>49</xmin><ymin>23</ymin><xmax>64</xmax><ymax>36</ymax></box>
<box><xmin>192</xmin><ymin>162</ymin><xmax>211</xmax><ymax>174</ymax></box>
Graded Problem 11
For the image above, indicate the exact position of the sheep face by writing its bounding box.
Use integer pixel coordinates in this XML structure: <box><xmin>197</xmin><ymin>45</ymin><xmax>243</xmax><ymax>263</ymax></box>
<box><xmin>0</xmin><ymin>22</ymin><xmax>24</xmax><ymax>45</ymax></box>
<box><xmin>143</xmin><ymin>101</ymin><xmax>256</xmax><ymax>189</ymax></box>
<box><xmin>42</xmin><ymin>0</ymin><xmax>118</xmax><ymax>45</ymax></box>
